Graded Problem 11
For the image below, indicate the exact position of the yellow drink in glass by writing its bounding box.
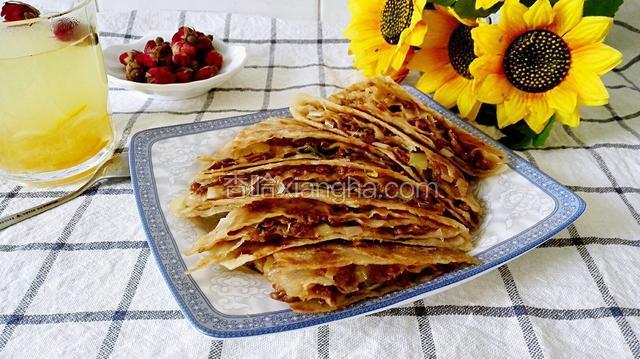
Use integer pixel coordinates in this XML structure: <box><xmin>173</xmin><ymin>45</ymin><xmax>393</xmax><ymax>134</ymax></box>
<box><xmin>0</xmin><ymin>0</ymin><xmax>113</xmax><ymax>184</ymax></box>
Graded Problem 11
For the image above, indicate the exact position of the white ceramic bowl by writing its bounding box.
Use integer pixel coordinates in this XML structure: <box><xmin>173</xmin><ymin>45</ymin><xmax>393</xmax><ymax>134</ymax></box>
<box><xmin>103</xmin><ymin>32</ymin><xmax>246</xmax><ymax>100</ymax></box>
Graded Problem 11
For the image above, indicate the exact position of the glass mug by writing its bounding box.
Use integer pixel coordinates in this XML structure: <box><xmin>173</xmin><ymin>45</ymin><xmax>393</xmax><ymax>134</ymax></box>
<box><xmin>0</xmin><ymin>0</ymin><xmax>113</xmax><ymax>184</ymax></box>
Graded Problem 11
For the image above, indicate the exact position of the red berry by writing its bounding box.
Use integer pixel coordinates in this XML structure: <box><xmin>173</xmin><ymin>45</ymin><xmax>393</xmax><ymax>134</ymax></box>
<box><xmin>172</xmin><ymin>53</ymin><xmax>191</xmax><ymax>68</ymax></box>
<box><xmin>194</xmin><ymin>66</ymin><xmax>218</xmax><ymax>81</ymax></box>
<box><xmin>203</xmin><ymin>50</ymin><xmax>223</xmax><ymax>69</ymax></box>
<box><xmin>1</xmin><ymin>1</ymin><xmax>40</xmax><ymax>22</ymax></box>
<box><xmin>119</xmin><ymin>50</ymin><xmax>141</xmax><ymax>65</ymax></box>
<box><xmin>119</xmin><ymin>52</ymin><xmax>129</xmax><ymax>65</ymax></box>
<box><xmin>52</xmin><ymin>18</ymin><xmax>80</xmax><ymax>42</ymax></box>
<box><xmin>195</xmin><ymin>36</ymin><xmax>213</xmax><ymax>52</ymax></box>
<box><xmin>171</xmin><ymin>26</ymin><xmax>198</xmax><ymax>46</ymax></box>
<box><xmin>135</xmin><ymin>53</ymin><xmax>157</xmax><ymax>68</ymax></box>
<box><xmin>172</xmin><ymin>40</ymin><xmax>197</xmax><ymax>58</ymax></box>
<box><xmin>144</xmin><ymin>37</ymin><xmax>165</xmax><ymax>54</ymax></box>
<box><xmin>175</xmin><ymin>68</ymin><xmax>194</xmax><ymax>83</ymax></box>
<box><xmin>146</xmin><ymin>67</ymin><xmax>176</xmax><ymax>84</ymax></box>
<box><xmin>144</xmin><ymin>40</ymin><xmax>156</xmax><ymax>54</ymax></box>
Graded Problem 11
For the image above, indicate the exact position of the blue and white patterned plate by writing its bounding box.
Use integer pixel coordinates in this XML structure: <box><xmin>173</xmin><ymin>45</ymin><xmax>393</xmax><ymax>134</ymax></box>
<box><xmin>129</xmin><ymin>86</ymin><xmax>586</xmax><ymax>338</ymax></box>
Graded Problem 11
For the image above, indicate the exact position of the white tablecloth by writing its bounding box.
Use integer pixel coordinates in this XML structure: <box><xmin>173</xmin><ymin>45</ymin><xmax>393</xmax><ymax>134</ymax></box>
<box><xmin>1</xmin><ymin>3</ymin><xmax>640</xmax><ymax>358</ymax></box>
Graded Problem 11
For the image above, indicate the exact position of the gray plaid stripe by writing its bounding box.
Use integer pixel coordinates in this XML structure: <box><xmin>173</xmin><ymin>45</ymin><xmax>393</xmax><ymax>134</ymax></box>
<box><xmin>178</xmin><ymin>10</ymin><xmax>186</xmax><ymax>27</ymax></box>
<box><xmin>317</xmin><ymin>20</ymin><xmax>327</xmax><ymax>98</ymax></box>
<box><xmin>97</xmin><ymin>248</ymin><xmax>150</xmax><ymax>358</ymax></box>
<box><xmin>317</xmin><ymin>325</ymin><xmax>330</xmax><ymax>359</ymax></box>
<box><xmin>109</xmin><ymin>83</ymin><xmax>345</xmax><ymax>93</ymax></box>
<box><xmin>5</xmin><ymin>304</ymin><xmax>640</xmax><ymax>326</ymax></box>
<box><xmin>0</xmin><ymin>188</ymin><xmax>132</xmax><ymax>198</ymax></box>
<box><xmin>192</xmin><ymin>13</ymin><xmax>232</xmax><ymax>124</ymax></box>
<box><xmin>99</xmin><ymin>31</ymin><xmax>349</xmax><ymax>44</ymax></box>
<box><xmin>563</xmin><ymin>126</ymin><xmax>640</xmax><ymax>226</ymax></box>
<box><xmin>223</xmin><ymin>13</ymin><xmax>231</xmax><ymax>42</ymax></box>
<box><xmin>615</xmin><ymin>54</ymin><xmax>640</xmax><ymax>72</ymax></box>
<box><xmin>415</xmin><ymin>300</ymin><xmax>437</xmax><ymax>359</ymax></box>
<box><xmin>569</xmin><ymin>225</ymin><xmax>640</xmax><ymax>357</ymax></box>
<box><xmin>0</xmin><ymin>189</ymin><xmax>97</xmax><ymax>352</ymax></box>
<box><xmin>246</xmin><ymin>64</ymin><xmax>353</xmax><ymax>70</ymax></box>
<box><xmin>606</xmin><ymin>84</ymin><xmax>640</xmax><ymax>91</ymax></box>
<box><xmin>605</xmin><ymin>104</ymin><xmax>640</xmax><ymax>141</ymax></box>
<box><xmin>614</xmin><ymin>71</ymin><xmax>640</xmax><ymax>93</ymax></box>
<box><xmin>116</xmin><ymin>98</ymin><xmax>154</xmax><ymax>152</ymax></box>
<box><xmin>194</xmin><ymin>90</ymin><xmax>216</xmax><ymax>123</ymax></box>
<box><xmin>207</xmin><ymin>340</ymin><xmax>223</xmax><ymax>359</ymax></box>
<box><xmin>0</xmin><ymin>241</ymin><xmax>147</xmax><ymax>252</ymax></box>
<box><xmin>581</xmin><ymin>108</ymin><xmax>640</xmax><ymax>122</ymax></box>
<box><xmin>122</xmin><ymin>11</ymin><xmax>136</xmax><ymax>45</ymax></box>
<box><xmin>0</xmin><ymin>310</ymin><xmax>182</xmax><ymax>325</ymax></box>
<box><xmin>261</xmin><ymin>18</ymin><xmax>277</xmax><ymax>111</ymax></box>
<box><xmin>376</xmin><ymin>305</ymin><xmax>640</xmax><ymax>319</ymax></box>
<box><xmin>0</xmin><ymin>186</ymin><xmax>21</xmax><ymax>216</ymax></box>
<box><xmin>567</xmin><ymin>186</ymin><xmax>640</xmax><ymax>194</ymax></box>
<box><xmin>615</xmin><ymin>20</ymin><xmax>640</xmax><ymax>34</ymax></box>
<box><xmin>542</xmin><ymin>236</ymin><xmax>640</xmax><ymax>248</ymax></box>
<box><xmin>499</xmin><ymin>266</ymin><xmax>545</xmax><ymax>359</ymax></box>
<box><xmin>527</xmin><ymin>143</ymin><xmax>640</xmax><ymax>151</ymax></box>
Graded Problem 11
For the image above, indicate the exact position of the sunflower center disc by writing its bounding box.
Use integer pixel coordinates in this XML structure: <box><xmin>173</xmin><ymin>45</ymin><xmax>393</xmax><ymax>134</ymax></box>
<box><xmin>448</xmin><ymin>25</ymin><xmax>476</xmax><ymax>79</ymax></box>
<box><xmin>380</xmin><ymin>0</ymin><xmax>413</xmax><ymax>45</ymax></box>
<box><xmin>503</xmin><ymin>29</ymin><xmax>571</xmax><ymax>93</ymax></box>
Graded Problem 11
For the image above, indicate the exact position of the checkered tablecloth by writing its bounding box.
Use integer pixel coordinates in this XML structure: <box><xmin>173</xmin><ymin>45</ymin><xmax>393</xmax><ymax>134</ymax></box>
<box><xmin>1</xmin><ymin>2</ymin><xmax>639</xmax><ymax>358</ymax></box>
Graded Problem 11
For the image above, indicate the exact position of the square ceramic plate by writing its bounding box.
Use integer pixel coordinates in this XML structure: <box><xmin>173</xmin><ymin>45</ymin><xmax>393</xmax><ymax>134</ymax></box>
<box><xmin>129</xmin><ymin>86</ymin><xmax>586</xmax><ymax>338</ymax></box>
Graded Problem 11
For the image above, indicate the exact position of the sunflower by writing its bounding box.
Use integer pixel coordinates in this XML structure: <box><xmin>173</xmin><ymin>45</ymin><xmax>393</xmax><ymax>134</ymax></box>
<box><xmin>476</xmin><ymin>0</ymin><xmax>503</xmax><ymax>10</ymax></box>
<box><xmin>345</xmin><ymin>0</ymin><xmax>427</xmax><ymax>78</ymax></box>
<box><xmin>470</xmin><ymin>0</ymin><xmax>623</xmax><ymax>133</ymax></box>
<box><xmin>409</xmin><ymin>6</ymin><xmax>481</xmax><ymax>120</ymax></box>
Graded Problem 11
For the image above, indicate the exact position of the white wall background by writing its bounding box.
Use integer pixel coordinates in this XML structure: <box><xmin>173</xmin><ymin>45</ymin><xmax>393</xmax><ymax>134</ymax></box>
<box><xmin>97</xmin><ymin>0</ymin><xmax>350</xmax><ymax>26</ymax></box>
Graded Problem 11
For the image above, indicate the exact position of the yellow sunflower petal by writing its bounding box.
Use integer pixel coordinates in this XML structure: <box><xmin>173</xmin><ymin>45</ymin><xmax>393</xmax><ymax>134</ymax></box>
<box><xmin>572</xmin><ymin>43</ymin><xmax>623</xmax><ymax>76</ymax></box>
<box><xmin>503</xmin><ymin>91</ymin><xmax>528</xmax><ymax>126</ymax></box>
<box><xmin>420</xmin><ymin>10</ymin><xmax>458</xmax><ymax>49</ymax></box>
<box><xmin>404</xmin><ymin>20</ymin><xmax>428</xmax><ymax>47</ymax></box>
<box><xmin>415</xmin><ymin>65</ymin><xmax>458</xmax><ymax>93</ymax></box>
<box><xmin>457</xmin><ymin>80</ymin><xmax>479</xmax><ymax>119</ymax></box>
<box><xmin>546</xmin><ymin>83</ymin><xmax>578</xmax><ymax>114</ymax></box>
<box><xmin>563</xmin><ymin>16</ymin><xmax>613</xmax><ymax>49</ymax></box>
<box><xmin>523</xmin><ymin>0</ymin><xmax>554</xmax><ymax>29</ymax></box>
<box><xmin>466</xmin><ymin>101</ymin><xmax>482</xmax><ymax>121</ymax></box>
<box><xmin>434</xmin><ymin>76</ymin><xmax>468</xmax><ymax>108</ymax></box>
<box><xmin>565</xmin><ymin>67</ymin><xmax>609</xmax><ymax>106</ymax></box>
<box><xmin>472</xmin><ymin>23</ymin><xmax>507</xmax><ymax>56</ymax></box>
<box><xmin>524</xmin><ymin>95</ymin><xmax>554</xmax><ymax>133</ymax></box>
<box><xmin>551</xmin><ymin>0</ymin><xmax>583</xmax><ymax>36</ymax></box>
<box><xmin>556</xmin><ymin>107</ymin><xmax>581</xmax><ymax>127</ymax></box>
<box><xmin>349</xmin><ymin>36</ymin><xmax>385</xmax><ymax>54</ymax></box>
<box><xmin>496</xmin><ymin>104</ymin><xmax>518</xmax><ymax>128</ymax></box>
<box><xmin>476</xmin><ymin>0</ymin><xmax>502</xmax><ymax>10</ymax></box>
<box><xmin>469</xmin><ymin>54</ymin><xmax>502</xmax><ymax>77</ymax></box>
<box><xmin>408</xmin><ymin>49</ymin><xmax>449</xmax><ymax>72</ymax></box>
<box><xmin>499</xmin><ymin>0</ymin><xmax>529</xmax><ymax>36</ymax></box>
<box><xmin>474</xmin><ymin>73</ymin><xmax>511</xmax><ymax>104</ymax></box>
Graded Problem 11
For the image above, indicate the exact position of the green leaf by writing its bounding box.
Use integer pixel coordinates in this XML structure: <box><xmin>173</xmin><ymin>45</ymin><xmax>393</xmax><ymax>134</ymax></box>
<box><xmin>429</xmin><ymin>0</ymin><xmax>456</xmax><ymax>6</ymax></box>
<box><xmin>498</xmin><ymin>120</ymin><xmax>536</xmax><ymax>149</ymax></box>
<box><xmin>499</xmin><ymin>132</ymin><xmax>533</xmax><ymax>149</ymax></box>
<box><xmin>475</xmin><ymin>104</ymin><xmax>498</xmax><ymax>127</ymax></box>
<box><xmin>532</xmin><ymin>117</ymin><xmax>555</xmax><ymax>147</ymax></box>
<box><xmin>583</xmin><ymin>0</ymin><xmax>624</xmax><ymax>17</ymax></box>
<box><xmin>453</xmin><ymin>0</ymin><xmax>502</xmax><ymax>18</ymax></box>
